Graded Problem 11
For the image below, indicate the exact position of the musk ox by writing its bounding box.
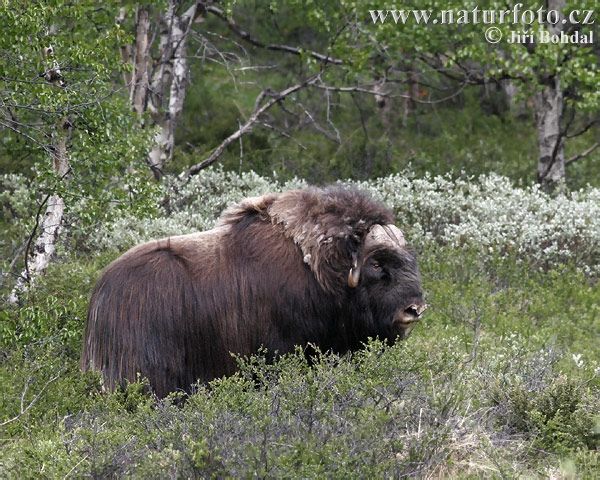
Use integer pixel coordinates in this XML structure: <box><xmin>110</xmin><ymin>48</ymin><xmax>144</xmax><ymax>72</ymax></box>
<box><xmin>82</xmin><ymin>186</ymin><xmax>427</xmax><ymax>397</ymax></box>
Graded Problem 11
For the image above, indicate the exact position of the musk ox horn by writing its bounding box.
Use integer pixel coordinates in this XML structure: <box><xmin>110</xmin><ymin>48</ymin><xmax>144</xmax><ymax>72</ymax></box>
<box><xmin>348</xmin><ymin>252</ymin><xmax>360</xmax><ymax>288</ymax></box>
<box><xmin>365</xmin><ymin>224</ymin><xmax>406</xmax><ymax>250</ymax></box>
<box><xmin>347</xmin><ymin>224</ymin><xmax>406</xmax><ymax>288</ymax></box>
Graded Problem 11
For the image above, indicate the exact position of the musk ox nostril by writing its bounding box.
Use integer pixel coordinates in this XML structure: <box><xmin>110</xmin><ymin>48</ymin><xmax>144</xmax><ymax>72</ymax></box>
<box><xmin>404</xmin><ymin>303</ymin><xmax>428</xmax><ymax>319</ymax></box>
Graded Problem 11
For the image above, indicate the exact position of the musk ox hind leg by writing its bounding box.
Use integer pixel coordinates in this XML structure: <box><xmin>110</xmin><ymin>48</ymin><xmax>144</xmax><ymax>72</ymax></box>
<box><xmin>82</xmin><ymin>246</ymin><xmax>208</xmax><ymax>398</ymax></box>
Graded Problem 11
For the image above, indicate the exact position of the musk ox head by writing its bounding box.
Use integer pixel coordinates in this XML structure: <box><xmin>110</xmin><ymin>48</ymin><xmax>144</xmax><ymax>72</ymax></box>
<box><xmin>348</xmin><ymin>223</ymin><xmax>427</xmax><ymax>341</ymax></box>
<box><xmin>83</xmin><ymin>185</ymin><xmax>427</xmax><ymax>397</ymax></box>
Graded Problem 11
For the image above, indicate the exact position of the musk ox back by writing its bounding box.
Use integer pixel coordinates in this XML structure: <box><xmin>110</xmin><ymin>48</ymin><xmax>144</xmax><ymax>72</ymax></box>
<box><xmin>82</xmin><ymin>187</ymin><xmax>427</xmax><ymax>397</ymax></box>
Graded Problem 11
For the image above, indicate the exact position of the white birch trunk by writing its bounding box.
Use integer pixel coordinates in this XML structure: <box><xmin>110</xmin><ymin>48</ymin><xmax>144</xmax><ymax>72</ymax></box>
<box><xmin>130</xmin><ymin>6</ymin><xmax>151</xmax><ymax>116</ymax></box>
<box><xmin>147</xmin><ymin>1</ymin><xmax>197</xmax><ymax>179</ymax></box>
<box><xmin>402</xmin><ymin>68</ymin><xmax>419</xmax><ymax>128</ymax></box>
<box><xmin>9</xmin><ymin>119</ymin><xmax>71</xmax><ymax>303</ymax></box>
<box><xmin>535</xmin><ymin>0</ymin><xmax>566</xmax><ymax>191</ymax></box>
<box><xmin>116</xmin><ymin>7</ymin><xmax>133</xmax><ymax>88</ymax></box>
<box><xmin>535</xmin><ymin>76</ymin><xmax>565</xmax><ymax>190</ymax></box>
<box><xmin>373</xmin><ymin>79</ymin><xmax>392</xmax><ymax>131</ymax></box>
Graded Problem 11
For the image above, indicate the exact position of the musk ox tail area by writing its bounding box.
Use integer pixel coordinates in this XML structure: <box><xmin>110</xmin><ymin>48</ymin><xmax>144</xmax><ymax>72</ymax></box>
<box><xmin>81</xmin><ymin>243</ymin><xmax>206</xmax><ymax>398</ymax></box>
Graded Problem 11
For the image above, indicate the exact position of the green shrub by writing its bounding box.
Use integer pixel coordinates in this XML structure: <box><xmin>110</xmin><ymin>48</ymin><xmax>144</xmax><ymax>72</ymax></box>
<box><xmin>494</xmin><ymin>375</ymin><xmax>598</xmax><ymax>455</ymax></box>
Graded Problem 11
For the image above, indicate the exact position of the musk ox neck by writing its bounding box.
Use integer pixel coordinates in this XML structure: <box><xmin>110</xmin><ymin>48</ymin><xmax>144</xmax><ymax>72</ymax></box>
<box><xmin>218</xmin><ymin>187</ymin><xmax>394</xmax><ymax>296</ymax></box>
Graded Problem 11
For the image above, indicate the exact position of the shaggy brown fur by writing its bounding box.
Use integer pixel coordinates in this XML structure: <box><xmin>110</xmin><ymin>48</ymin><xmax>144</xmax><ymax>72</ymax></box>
<box><xmin>82</xmin><ymin>186</ymin><xmax>425</xmax><ymax>397</ymax></box>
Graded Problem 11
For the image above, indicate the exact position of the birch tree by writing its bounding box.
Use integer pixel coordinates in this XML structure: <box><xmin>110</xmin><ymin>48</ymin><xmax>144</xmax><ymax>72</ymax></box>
<box><xmin>119</xmin><ymin>1</ymin><xmax>199</xmax><ymax>179</ymax></box>
<box><xmin>532</xmin><ymin>0</ymin><xmax>566</xmax><ymax>189</ymax></box>
<box><xmin>8</xmin><ymin>116</ymin><xmax>72</xmax><ymax>304</ymax></box>
<box><xmin>2</xmin><ymin>1</ymin><xmax>150</xmax><ymax>302</ymax></box>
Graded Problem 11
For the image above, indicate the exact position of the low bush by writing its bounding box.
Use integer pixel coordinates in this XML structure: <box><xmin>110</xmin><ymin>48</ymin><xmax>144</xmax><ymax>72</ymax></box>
<box><xmin>1</xmin><ymin>335</ymin><xmax>598</xmax><ymax>478</ymax></box>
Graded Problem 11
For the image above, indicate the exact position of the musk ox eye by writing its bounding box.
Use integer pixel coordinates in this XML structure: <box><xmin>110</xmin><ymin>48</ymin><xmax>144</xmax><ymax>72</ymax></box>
<box><xmin>367</xmin><ymin>260</ymin><xmax>388</xmax><ymax>281</ymax></box>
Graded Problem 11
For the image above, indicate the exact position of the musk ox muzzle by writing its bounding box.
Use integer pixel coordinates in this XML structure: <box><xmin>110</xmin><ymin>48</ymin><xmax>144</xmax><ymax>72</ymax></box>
<box><xmin>82</xmin><ymin>186</ymin><xmax>427</xmax><ymax>397</ymax></box>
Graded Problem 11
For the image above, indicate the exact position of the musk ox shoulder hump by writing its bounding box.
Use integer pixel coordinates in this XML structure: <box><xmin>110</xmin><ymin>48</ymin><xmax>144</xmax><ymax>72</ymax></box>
<box><xmin>219</xmin><ymin>187</ymin><xmax>394</xmax><ymax>235</ymax></box>
<box><xmin>217</xmin><ymin>193</ymin><xmax>279</xmax><ymax>227</ymax></box>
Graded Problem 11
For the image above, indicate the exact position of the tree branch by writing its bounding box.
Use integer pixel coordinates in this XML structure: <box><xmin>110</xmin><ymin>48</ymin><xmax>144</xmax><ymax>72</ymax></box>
<box><xmin>0</xmin><ymin>372</ymin><xmax>62</xmax><ymax>427</ymax></box>
<box><xmin>203</xmin><ymin>3</ymin><xmax>343</xmax><ymax>65</ymax></box>
<box><xmin>0</xmin><ymin>119</ymin><xmax>52</xmax><ymax>155</ymax></box>
<box><xmin>310</xmin><ymin>80</ymin><xmax>467</xmax><ymax>104</ymax></box>
<box><xmin>184</xmin><ymin>76</ymin><xmax>317</xmax><ymax>177</ymax></box>
<box><xmin>565</xmin><ymin>118</ymin><xmax>599</xmax><ymax>139</ymax></box>
<box><xmin>0</xmin><ymin>238</ymin><xmax>27</xmax><ymax>291</ymax></box>
<box><xmin>21</xmin><ymin>193</ymin><xmax>52</xmax><ymax>286</ymax></box>
<box><xmin>566</xmin><ymin>142</ymin><xmax>599</xmax><ymax>165</ymax></box>
<box><xmin>543</xmin><ymin>101</ymin><xmax>574</xmax><ymax>179</ymax></box>
<box><xmin>259</xmin><ymin>121</ymin><xmax>307</xmax><ymax>150</ymax></box>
